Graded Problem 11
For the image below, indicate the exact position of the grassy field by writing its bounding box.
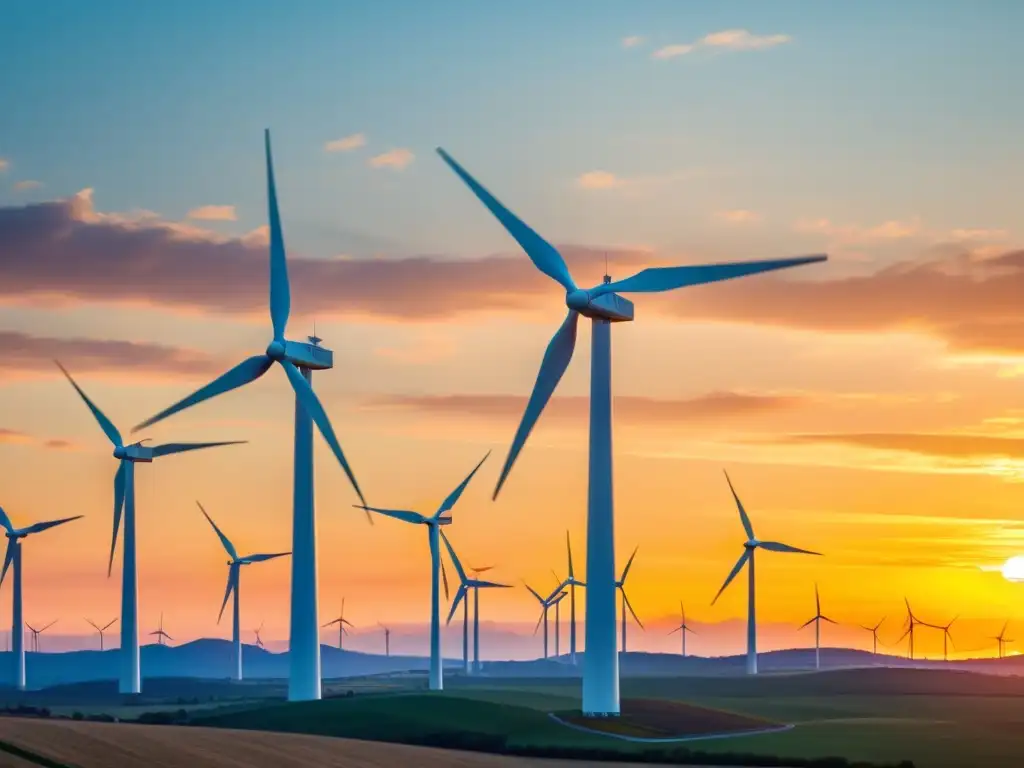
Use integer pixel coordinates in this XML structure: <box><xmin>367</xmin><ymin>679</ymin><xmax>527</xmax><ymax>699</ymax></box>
<box><xmin>557</xmin><ymin>698</ymin><xmax>778</xmax><ymax>739</ymax></box>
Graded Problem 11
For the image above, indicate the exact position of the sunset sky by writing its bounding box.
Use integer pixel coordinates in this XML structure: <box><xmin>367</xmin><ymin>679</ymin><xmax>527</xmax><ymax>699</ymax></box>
<box><xmin>2</xmin><ymin>1</ymin><xmax>1024</xmax><ymax>661</ymax></box>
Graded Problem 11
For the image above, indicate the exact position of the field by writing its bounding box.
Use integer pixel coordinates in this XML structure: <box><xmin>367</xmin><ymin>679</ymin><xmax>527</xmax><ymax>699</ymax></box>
<box><xmin>556</xmin><ymin>698</ymin><xmax>779</xmax><ymax>739</ymax></box>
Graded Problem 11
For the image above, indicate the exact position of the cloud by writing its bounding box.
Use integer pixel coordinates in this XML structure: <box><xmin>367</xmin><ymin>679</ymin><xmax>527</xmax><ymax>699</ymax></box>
<box><xmin>0</xmin><ymin>428</ymin><xmax>30</xmax><ymax>444</ymax></box>
<box><xmin>325</xmin><ymin>134</ymin><xmax>367</xmax><ymax>153</ymax></box>
<box><xmin>187</xmin><ymin>205</ymin><xmax>236</xmax><ymax>222</ymax></box>
<box><xmin>0</xmin><ymin>428</ymin><xmax>78</xmax><ymax>451</ymax></box>
<box><xmin>715</xmin><ymin>209</ymin><xmax>762</xmax><ymax>225</ymax></box>
<box><xmin>779</xmin><ymin>433</ymin><xmax>1024</xmax><ymax>460</ymax></box>
<box><xmin>795</xmin><ymin>216</ymin><xmax>924</xmax><ymax>246</ymax></box>
<box><xmin>13</xmin><ymin>180</ymin><xmax>41</xmax><ymax>191</ymax></box>
<box><xmin>577</xmin><ymin>171</ymin><xmax>621</xmax><ymax>190</ymax></box>
<box><xmin>368</xmin><ymin>149</ymin><xmax>414</xmax><ymax>170</ymax></box>
<box><xmin>364</xmin><ymin>391</ymin><xmax>806</xmax><ymax>425</ymax></box>
<box><xmin>0</xmin><ymin>159</ymin><xmax>7</xmax><ymax>173</ymax></box>
<box><xmin>0</xmin><ymin>331</ymin><xmax>220</xmax><ymax>380</ymax></box>
<box><xmin>653</xmin><ymin>29</ymin><xmax>791</xmax><ymax>60</ymax></box>
<box><xmin>622</xmin><ymin>35</ymin><xmax>645</xmax><ymax>48</ymax></box>
<box><xmin>652</xmin><ymin>44</ymin><xmax>694</xmax><ymax>60</ymax></box>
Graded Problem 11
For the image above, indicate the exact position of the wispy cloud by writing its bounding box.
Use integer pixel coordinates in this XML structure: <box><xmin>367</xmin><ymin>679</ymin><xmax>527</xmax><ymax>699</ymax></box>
<box><xmin>576</xmin><ymin>171</ymin><xmax>621</xmax><ymax>190</ymax></box>
<box><xmin>368</xmin><ymin>148</ymin><xmax>415</xmax><ymax>170</ymax></box>
<box><xmin>653</xmin><ymin>29</ymin><xmax>791</xmax><ymax>60</ymax></box>
<box><xmin>779</xmin><ymin>432</ymin><xmax>1024</xmax><ymax>460</ymax></box>
<box><xmin>621</xmin><ymin>35</ymin><xmax>645</xmax><ymax>48</ymax></box>
<box><xmin>0</xmin><ymin>159</ymin><xmax>8</xmax><ymax>173</ymax></box>
<box><xmin>0</xmin><ymin>428</ymin><xmax>30</xmax><ymax>444</ymax></box>
<box><xmin>794</xmin><ymin>216</ymin><xmax>924</xmax><ymax>245</ymax></box>
<box><xmin>13</xmin><ymin>180</ymin><xmax>41</xmax><ymax>191</ymax></box>
<box><xmin>325</xmin><ymin>133</ymin><xmax>367</xmax><ymax>153</ymax></box>
<box><xmin>187</xmin><ymin>205</ymin><xmax>236</xmax><ymax>222</ymax></box>
<box><xmin>715</xmin><ymin>209</ymin><xmax>762</xmax><ymax>225</ymax></box>
<box><xmin>0</xmin><ymin>428</ymin><xmax>78</xmax><ymax>451</ymax></box>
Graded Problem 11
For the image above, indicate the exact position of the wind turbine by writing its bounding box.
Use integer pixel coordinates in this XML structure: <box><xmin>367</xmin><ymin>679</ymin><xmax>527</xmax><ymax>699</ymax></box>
<box><xmin>253</xmin><ymin>622</ymin><xmax>265</xmax><ymax>649</ymax></box>
<box><xmin>712</xmin><ymin>471</ymin><xmax>820</xmax><ymax>675</ymax></box>
<box><xmin>149</xmin><ymin>613</ymin><xmax>172</xmax><ymax>646</ymax></box>
<box><xmin>198</xmin><ymin>501</ymin><xmax>290</xmax><ymax>681</ymax></box>
<box><xmin>27</xmin><ymin>620</ymin><xmax>57</xmax><ymax>653</ymax></box>
<box><xmin>1</xmin><ymin>506</ymin><xmax>81</xmax><ymax>690</ymax></box>
<box><xmin>322</xmin><ymin>599</ymin><xmax>354</xmax><ymax>650</ymax></box>
<box><xmin>354</xmin><ymin>453</ymin><xmax>489</xmax><ymax>690</ymax></box>
<box><xmin>616</xmin><ymin>546</ymin><xmax>643</xmax><ymax>654</ymax></box>
<box><xmin>441</xmin><ymin>531</ymin><xmax>510</xmax><ymax>675</ymax></box>
<box><xmin>993</xmin><ymin>621</ymin><xmax>1013</xmax><ymax>659</ymax></box>
<box><xmin>378</xmin><ymin>622</ymin><xmax>391</xmax><ymax>657</ymax></box>
<box><xmin>549</xmin><ymin>589</ymin><xmax>568</xmax><ymax>659</ymax></box>
<box><xmin>798</xmin><ymin>584</ymin><xmax>836</xmax><ymax>670</ymax></box>
<box><xmin>898</xmin><ymin>599</ymin><xmax>930</xmax><ymax>660</ymax></box>
<box><xmin>860</xmin><ymin>617</ymin><xmax>885</xmax><ymax>656</ymax></box>
<box><xmin>937</xmin><ymin>615</ymin><xmax>957</xmax><ymax>662</ymax></box>
<box><xmin>437</xmin><ymin>147</ymin><xmax>826</xmax><ymax>715</ymax></box>
<box><xmin>469</xmin><ymin>564</ymin><xmax>502</xmax><ymax>673</ymax></box>
<box><xmin>86</xmin><ymin>618</ymin><xmax>118</xmax><ymax>651</ymax></box>
<box><xmin>131</xmin><ymin>131</ymin><xmax>367</xmax><ymax>702</ymax></box>
<box><xmin>668</xmin><ymin>601</ymin><xmax>696</xmax><ymax>657</ymax></box>
<box><xmin>526</xmin><ymin>582</ymin><xmax>557</xmax><ymax>659</ymax></box>
<box><xmin>58</xmin><ymin>363</ymin><xmax>242</xmax><ymax>695</ymax></box>
<box><xmin>552</xmin><ymin>531</ymin><xmax>586</xmax><ymax>666</ymax></box>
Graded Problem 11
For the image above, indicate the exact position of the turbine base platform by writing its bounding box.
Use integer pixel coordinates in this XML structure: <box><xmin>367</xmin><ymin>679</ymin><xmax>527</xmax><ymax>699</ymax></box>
<box><xmin>284</xmin><ymin>340</ymin><xmax>334</xmax><ymax>370</ymax></box>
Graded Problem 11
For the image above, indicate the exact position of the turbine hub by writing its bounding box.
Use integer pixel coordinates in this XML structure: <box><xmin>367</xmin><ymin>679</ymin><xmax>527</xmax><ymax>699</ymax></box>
<box><xmin>113</xmin><ymin>446</ymin><xmax>127</xmax><ymax>460</ymax></box>
<box><xmin>566</xmin><ymin>289</ymin><xmax>590</xmax><ymax>312</ymax></box>
<box><xmin>744</xmin><ymin>539</ymin><xmax>759</xmax><ymax>549</ymax></box>
<box><xmin>266</xmin><ymin>340</ymin><xmax>286</xmax><ymax>360</ymax></box>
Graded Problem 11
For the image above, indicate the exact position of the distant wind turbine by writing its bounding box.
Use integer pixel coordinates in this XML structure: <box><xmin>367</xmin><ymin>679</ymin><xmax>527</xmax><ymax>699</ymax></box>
<box><xmin>898</xmin><ymin>599</ymin><xmax>930</xmax><ymax>660</ymax></box>
<box><xmin>253</xmin><ymin>622</ymin><xmax>265</xmax><ymax>649</ymax></box>
<box><xmin>712</xmin><ymin>471</ymin><xmax>820</xmax><ymax>675</ymax></box>
<box><xmin>469</xmin><ymin>563</ymin><xmax>503</xmax><ymax>674</ymax></box>
<box><xmin>798</xmin><ymin>584</ymin><xmax>836</xmax><ymax>670</ymax></box>
<box><xmin>551</xmin><ymin>531</ymin><xmax>585</xmax><ymax>666</ymax></box>
<box><xmin>668</xmin><ymin>601</ymin><xmax>696</xmax><ymax>657</ymax></box>
<box><xmin>442</xmin><ymin>531</ymin><xmax>510</xmax><ymax>675</ymax></box>
<box><xmin>27</xmin><ymin>620</ymin><xmax>57</xmax><ymax>653</ymax></box>
<box><xmin>1</xmin><ymin>506</ymin><xmax>81</xmax><ymax>690</ymax></box>
<box><xmin>616</xmin><ymin>546</ymin><xmax>643</xmax><ymax>653</ymax></box>
<box><xmin>548</xmin><ymin>589</ymin><xmax>568</xmax><ymax>659</ymax></box>
<box><xmin>526</xmin><ymin>582</ymin><xmax>554</xmax><ymax>659</ymax></box>
<box><xmin>437</xmin><ymin>145</ymin><xmax>826</xmax><ymax>715</ymax></box>
<box><xmin>132</xmin><ymin>131</ymin><xmax>368</xmax><ymax>702</ymax></box>
<box><xmin>354</xmin><ymin>453</ymin><xmax>489</xmax><ymax>690</ymax></box>
<box><xmin>150</xmin><ymin>613</ymin><xmax>172</xmax><ymax>646</ymax></box>
<box><xmin>994</xmin><ymin>621</ymin><xmax>1013</xmax><ymax>659</ymax></box>
<box><xmin>860</xmin><ymin>617</ymin><xmax>885</xmax><ymax>656</ymax></box>
<box><xmin>322</xmin><ymin>598</ymin><xmax>354</xmax><ymax>650</ymax></box>
<box><xmin>58</xmin><ymin>362</ymin><xmax>242</xmax><ymax>695</ymax></box>
<box><xmin>86</xmin><ymin>618</ymin><xmax>118</xmax><ymax>652</ymax></box>
<box><xmin>378</xmin><ymin>622</ymin><xmax>391</xmax><ymax>657</ymax></box>
<box><xmin>936</xmin><ymin>615</ymin><xmax>957</xmax><ymax>661</ymax></box>
<box><xmin>198</xmin><ymin>501</ymin><xmax>289</xmax><ymax>681</ymax></box>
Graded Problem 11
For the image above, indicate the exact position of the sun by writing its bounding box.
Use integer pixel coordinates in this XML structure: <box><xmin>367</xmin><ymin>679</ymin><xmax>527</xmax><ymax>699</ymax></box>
<box><xmin>1001</xmin><ymin>556</ymin><xmax>1024</xmax><ymax>582</ymax></box>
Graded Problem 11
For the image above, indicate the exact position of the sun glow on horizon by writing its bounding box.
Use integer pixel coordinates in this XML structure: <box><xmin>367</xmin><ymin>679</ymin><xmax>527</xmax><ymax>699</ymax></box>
<box><xmin>1000</xmin><ymin>556</ymin><xmax>1024</xmax><ymax>582</ymax></box>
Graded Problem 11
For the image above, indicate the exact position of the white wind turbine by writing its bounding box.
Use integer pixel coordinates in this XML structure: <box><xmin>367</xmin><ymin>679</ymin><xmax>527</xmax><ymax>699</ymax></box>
<box><xmin>798</xmin><ymin>584</ymin><xmax>836</xmax><ymax>670</ymax></box>
<box><xmin>437</xmin><ymin>148</ymin><xmax>826</xmax><ymax>715</ymax></box>
<box><xmin>712</xmin><ymin>471</ymin><xmax>820</xmax><ymax>675</ymax></box>
<box><xmin>149</xmin><ymin>612</ymin><xmax>172</xmax><ymax>646</ymax></box>
<box><xmin>132</xmin><ymin>130</ymin><xmax>367</xmax><ymax>702</ymax></box>
<box><xmin>526</xmin><ymin>582</ymin><xmax>561</xmax><ymax>659</ymax></box>
<box><xmin>616</xmin><ymin>546</ymin><xmax>643</xmax><ymax>653</ymax></box>
<box><xmin>27</xmin><ymin>620</ymin><xmax>57</xmax><ymax>653</ymax></box>
<box><xmin>323</xmin><ymin>598</ymin><xmax>354</xmax><ymax>650</ymax></box>
<box><xmin>198</xmin><ymin>501</ymin><xmax>290</xmax><ymax>681</ymax></box>
<box><xmin>58</xmin><ymin>363</ymin><xmax>242</xmax><ymax>695</ymax></box>
<box><xmin>548</xmin><ymin>589</ymin><xmax>568</xmax><ymax>659</ymax></box>
<box><xmin>668</xmin><ymin>601</ymin><xmax>696</xmax><ymax>657</ymax></box>
<box><xmin>1</xmin><ymin>506</ymin><xmax>82</xmax><ymax>690</ymax></box>
<box><xmin>354</xmin><ymin>453</ymin><xmax>490</xmax><ymax>690</ymax></box>
<box><xmin>552</xmin><ymin>531</ymin><xmax>586</xmax><ymax>666</ymax></box>
<box><xmin>86</xmin><ymin>617</ymin><xmax>118</xmax><ymax>651</ymax></box>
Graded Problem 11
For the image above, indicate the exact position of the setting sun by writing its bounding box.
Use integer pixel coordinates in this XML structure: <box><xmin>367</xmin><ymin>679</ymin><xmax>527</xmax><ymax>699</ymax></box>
<box><xmin>1002</xmin><ymin>556</ymin><xmax>1024</xmax><ymax>582</ymax></box>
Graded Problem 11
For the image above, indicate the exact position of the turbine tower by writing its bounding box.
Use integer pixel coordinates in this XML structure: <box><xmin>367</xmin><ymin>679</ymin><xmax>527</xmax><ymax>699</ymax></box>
<box><xmin>198</xmin><ymin>501</ymin><xmax>290</xmax><ymax>681</ymax></box>
<box><xmin>937</xmin><ymin>615</ymin><xmax>957</xmax><ymax>662</ymax></box>
<box><xmin>549</xmin><ymin>589</ymin><xmax>568</xmax><ymax>659</ymax></box>
<box><xmin>551</xmin><ymin>531</ymin><xmax>585</xmax><ymax>666</ymax></box>
<box><xmin>132</xmin><ymin>131</ymin><xmax>368</xmax><ymax>702</ymax></box>
<box><xmin>442</xmin><ymin>531</ymin><xmax>510</xmax><ymax>675</ymax></box>
<box><xmin>355</xmin><ymin>453</ymin><xmax>489</xmax><ymax>690</ymax></box>
<box><xmin>59</xmin><ymin>363</ymin><xmax>241</xmax><ymax>695</ymax></box>
<box><xmin>27</xmin><ymin>620</ymin><xmax>57</xmax><ymax>653</ymax></box>
<box><xmin>253</xmin><ymin>622</ymin><xmax>265</xmax><ymax>649</ymax></box>
<box><xmin>798</xmin><ymin>584</ymin><xmax>836</xmax><ymax>670</ymax></box>
<box><xmin>86</xmin><ymin>618</ymin><xmax>118</xmax><ymax>651</ymax></box>
<box><xmin>525</xmin><ymin>582</ymin><xmax>553</xmax><ymax>659</ymax></box>
<box><xmin>1</xmin><ymin>507</ymin><xmax>81</xmax><ymax>690</ymax></box>
<box><xmin>898</xmin><ymin>599</ymin><xmax>929</xmax><ymax>660</ymax></box>
<box><xmin>860</xmin><ymin>617</ymin><xmax>884</xmax><ymax>656</ymax></box>
<box><xmin>712</xmin><ymin>471</ymin><xmax>820</xmax><ymax>675</ymax></box>
<box><xmin>378</xmin><ymin>622</ymin><xmax>391</xmax><ymax>656</ymax></box>
<box><xmin>469</xmin><ymin>564</ymin><xmax>502</xmax><ymax>674</ymax></box>
<box><xmin>150</xmin><ymin>613</ymin><xmax>172</xmax><ymax>646</ymax></box>
<box><xmin>668</xmin><ymin>601</ymin><xmax>696</xmax><ymax>657</ymax></box>
<box><xmin>323</xmin><ymin>599</ymin><xmax>354</xmax><ymax>650</ymax></box>
<box><xmin>616</xmin><ymin>546</ymin><xmax>643</xmax><ymax>653</ymax></box>
<box><xmin>993</xmin><ymin>621</ymin><xmax>1013</xmax><ymax>659</ymax></box>
<box><xmin>437</xmin><ymin>147</ymin><xmax>826</xmax><ymax>715</ymax></box>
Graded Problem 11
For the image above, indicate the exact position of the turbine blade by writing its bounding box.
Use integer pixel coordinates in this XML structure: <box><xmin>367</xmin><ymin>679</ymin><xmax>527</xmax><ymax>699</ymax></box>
<box><xmin>439</xmin><ymin>529</ymin><xmax>468</xmax><ymax>584</ymax></box>
<box><xmin>525</xmin><ymin>582</ymin><xmax>546</xmax><ymax>604</ymax></box>
<box><xmin>264</xmin><ymin>129</ymin><xmax>291</xmax><ymax>340</ymax></box>
<box><xmin>56</xmin><ymin>361</ymin><xmax>122</xmax><ymax>447</ymax></box>
<box><xmin>108</xmin><ymin>461</ymin><xmax>126</xmax><ymax>577</ymax></box>
<box><xmin>0</xmin><ymin>506</ymin><xmax>13</xmax><ymax>534</ymax></box>
<box><xmin>322</xmin><ymin>618</ymin><xmax>340</xmax><ymax>628</ymax></box>
<box><xmin>22</xmin><ymin>515</ymin><xmax>83</xmax><ymax>535</ymax></box>
<box><xmin>815</xmin><ymin>583</ymin><xmax>821</xmax><ymax>614</ymax></box>
<box><xmin>133</xmin><ymin>355</ymin><xmax>273</xmax><ymax>432</ymax></box>
<box><xmin>41</xmin><ymin>620</ymin><xmax>57</xmax><ymax>632</ymax></box>
<box><xmin>758</xmin><ymin>541</ymin><xmax>821</xmax><ymax>555</ymax></box>
<box><xmin>493</xmin><ymin>309</ymin><xmax>579</xmax><ymax>499</ymax></box>
<box><xmin>620</xmin><ymin>545</ymin><xmax>639</xmax><ymax>583</ymax></box>
<box><xmin>441</xmin><ymin>556</ymin><xmax>450</xmax><ymax>601</ymax></box>
<box><xmin>152</xmin><ymin>441</ymin><xmax>246</xmax><ymax>458</ymax></box>
<box><xmin>281</xmin><ymin>360</ymin><xmax>365</xmax><ymax>506</ymax></box>
<box><xmin>0</xmin><ymin>540</ymin><xmax>15</xmax><ymax>587</ymax></box>
<box><xmin>566</xmin><ymin>530</ymin><xmax>574</xmax><ymax>579</ymax></box>
<box><xmin>197</xmin><ymin>501</ymin><xmax>239</xmax><ymax>560</ymax></box>
<box><xmin>353</xmin><ymin>506</ymin><xmax>426</xmax><ymax>525</ymax></box>
<box><xmin>435</xmin><ymin>452</ymin><xmax>490</xmax><ymax>519</ymax></box>
<box><xmin>446</xmin><ymin>585</ymin><xmax>468</xmax><ymax>625</ymax></box>
<box><xmin>103</xmin><ymin>619</ymin><xmax>118</xmax><ymax>631</ymax></box>
<box><xmin>245</xmin><ymin>552</ymin><xmax>291</xmax><ymax>563</ymax></box>
<box><xmin>711</xmin><ymin>550</ymin><xmax>750</xmax><ymax>606</ymax></box>
<box><xmin>622</xmin><ymin>591</ymin><xmax>644</xmax><ymax>630</ymax></box>
<box><xmin>668</xmin><ymin>626</ymin><xmax>681</xmax><ymax>635</ymax></box>
<box><xmin>723</xmin><ymin>470</ymin><xmax>754</xmax><ymax>539</ymax></box>
<box><xmin>217</xmin><ymin>565</ymin><xmax>238</xmax><ymax>624</ymax></box>
<box><xmin>821</xmin><ymin>615</ymin><xmax>838</xmax><ymax>625</ymax></box>
<box><xmin>435</xmin><ymin>148</ymin><xmax>577</xmax><ymax>292</ymax></box>
<box><xmin>474</xmin><ymin>580</ymin><xmax>511</xmax><ymax>589</ymax></box>
<box><xmin>595</xmin><ymin>254</ymin><xmax>827</xmax><ymax>295</ymax></box>
<box><xmin>799</xmin><ymin>616</ymin><xmax>816</xmax><ymax>630</ymax></box>
<box><xmin>533</xmin><ymin>609</ymin><xmax>544</xmax><ymax>636</ymax></box>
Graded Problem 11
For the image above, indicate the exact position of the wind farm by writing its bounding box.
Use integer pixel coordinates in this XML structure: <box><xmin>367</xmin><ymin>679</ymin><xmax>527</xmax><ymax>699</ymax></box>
<box><xmin>1</xmin><ymin>4</ymin><xmax>1023</xmax><ymax>767</ymax></box>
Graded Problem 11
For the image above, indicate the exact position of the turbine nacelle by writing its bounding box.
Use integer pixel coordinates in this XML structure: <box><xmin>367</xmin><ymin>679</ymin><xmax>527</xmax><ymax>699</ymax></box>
<box><xmin>114</xmin><ymin>443</ymin><xmax>154</xmax><ymax>462</ymax></box>
<box><xmin>744</xmin><ymin>539</ymin><xmax>760</xmax><ymax>549</ymax></box>
<box><xmin>565</xmin><ymin>289</ymin><xmax>635</xmax><ymax>322</ymax></box>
